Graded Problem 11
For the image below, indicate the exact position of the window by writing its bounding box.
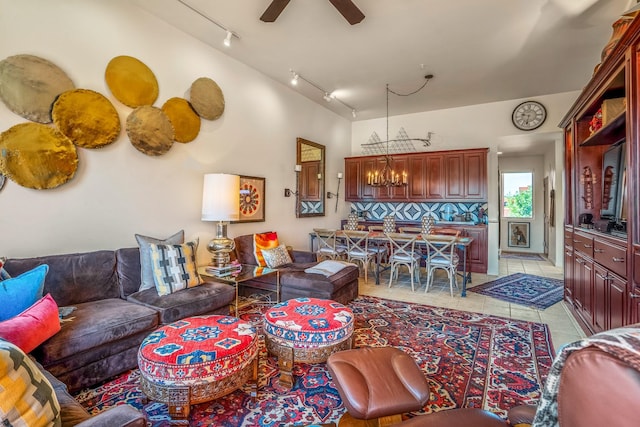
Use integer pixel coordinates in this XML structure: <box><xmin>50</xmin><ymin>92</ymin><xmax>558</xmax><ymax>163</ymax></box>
<box><xmin>502</xmin><ymin>172</ymin><xmax>533</xmax><ymax>218</ymax></box>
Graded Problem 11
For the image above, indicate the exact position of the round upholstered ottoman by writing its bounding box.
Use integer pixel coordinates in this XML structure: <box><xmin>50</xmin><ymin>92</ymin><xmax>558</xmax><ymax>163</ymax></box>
<box><xmin>138</xmin><ymin>315</ymin><xmax>258</xmax><ymax>421</ymax></box>
<box><xmin>263</xmin><ymin>297</ymin><xmax>354</xmax><ymax>388</ymax></box>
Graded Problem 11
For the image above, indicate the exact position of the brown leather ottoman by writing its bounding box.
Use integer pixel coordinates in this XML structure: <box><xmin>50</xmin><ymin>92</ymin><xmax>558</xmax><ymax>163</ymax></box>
<box><xmin>393</xmin><ymin>409</ymin><xmax>507</xmax><ymax>427</ymax></box>
<box><xmin>327</xmin><ymin>347</ymin><xmax>431</xmax><ymax>427</ymax></box>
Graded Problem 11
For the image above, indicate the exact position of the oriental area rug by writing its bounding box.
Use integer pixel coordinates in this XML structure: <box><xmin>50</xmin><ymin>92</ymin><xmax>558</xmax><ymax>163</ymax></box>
<box><xmin>74</xmin><ymin>296</ymin><xmax>555</xmax><ymax>426</ymax></box>
<box><xmin>469</xmin><ymin>273</ymin><xmax>564</xmax><ymax>310</ymax></box>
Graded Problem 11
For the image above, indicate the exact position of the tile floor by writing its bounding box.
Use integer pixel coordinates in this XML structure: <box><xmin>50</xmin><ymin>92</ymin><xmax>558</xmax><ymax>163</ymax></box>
<box><xmin>357</xmin><ymin>255</ymin><xmax>586</xmax><ymax>351</ymax></box>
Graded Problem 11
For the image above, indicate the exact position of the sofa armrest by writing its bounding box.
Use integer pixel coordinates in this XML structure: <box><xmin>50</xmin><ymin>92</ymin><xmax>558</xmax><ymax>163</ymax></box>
<box><xmin>291</xmin><ymin>250</ymin><xmax>317</xmax><ymax>263</ymax></box>
<box><xmin>75</xmin><ymin>405</ymin><xmax>146</xmax><ymax>427</ymax></box>
<box><xmin>507</xmin><ymin>404</ymin><xmax>537</xmax><ymax>427</ymax></box>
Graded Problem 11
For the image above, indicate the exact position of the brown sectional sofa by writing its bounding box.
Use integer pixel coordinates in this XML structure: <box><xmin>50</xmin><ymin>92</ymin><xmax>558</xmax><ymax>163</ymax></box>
<box><xmin>4</xmin><ymin>248</ymin><xmax>235</xmax><ymax>393</ymax></box>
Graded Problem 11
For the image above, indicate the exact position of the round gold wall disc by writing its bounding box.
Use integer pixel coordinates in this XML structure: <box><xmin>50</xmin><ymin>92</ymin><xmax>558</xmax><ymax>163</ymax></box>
<box><xmin>161</xmin><ymin>97</ymin><xmax>200</xmax><ymax>143</ymax></box>
<box><xmin>0</xmin><ymin>54</ymin><xmax>75</xmax><ymax>123</ymax></box>
<box><xmin>52</xmin><ymin>89</ymin><xmax>121</xmax><ymax>149</ymax></box>
<box><xmin>189</xmin><ymin>77</ymin><xmax>225</xmax><ymax>120</ymax></box>
<box><xmin>105</xmin><ymin>56</ymin><xmax>159</xmax><ymax>108</ymax></box>
<box><xmin>126</xmin><ymin>106</ymin><xmax>174</xmax><ymax>156</ymax></box>
<box><xmin>0</xmin><ymin>123</ymin><xmax>78</xmax><ymax>189</ymax></box>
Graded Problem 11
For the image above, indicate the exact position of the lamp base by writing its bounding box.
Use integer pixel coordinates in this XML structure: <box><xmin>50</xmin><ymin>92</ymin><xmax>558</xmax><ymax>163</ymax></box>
<box><xmin>207</xmin><ymin>222</ymin><xmax>235</xmax><ymax>268</ymax></box>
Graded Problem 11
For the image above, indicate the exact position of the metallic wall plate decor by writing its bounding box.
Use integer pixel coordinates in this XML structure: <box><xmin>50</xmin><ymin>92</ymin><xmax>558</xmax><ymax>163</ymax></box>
<box><xmin>189</xmin><ymin>77</ymin><xmax>225</xmax><ymax>120</ymax></box>
<box><xmin>105</xmin><ymin>56</ymin><xmax>159</xmax><ymax>108</ymax></box>
<box><xmin>0</xmin><ymin>123</ymin><xmax>78</xmax><ymax>189</ymax></box>
<box><xmin>126</xmin><ymin>106</ymin><xmax>174</xmax><ymax>156</ymax></box>
<box><xmin>0</xmin><ymin>54</ymin><xmax>74</xmax><ymax>123</ymax></box>
<box><xmin>52</xmin><ymin>89</ymin><xmax>121</xmax><ymax>149</ymax></box>
<box><xmin>161</xmin><ymin>97</ymin><xmax>200</xmax><ymax>143</ymax></box>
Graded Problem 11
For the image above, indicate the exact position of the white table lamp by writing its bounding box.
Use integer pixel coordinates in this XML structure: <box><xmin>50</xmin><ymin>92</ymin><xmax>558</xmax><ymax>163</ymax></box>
<box><xmin>201</xmin><ymin>173</ymin><xmax>240</xmax><ymax>267</ymax></box>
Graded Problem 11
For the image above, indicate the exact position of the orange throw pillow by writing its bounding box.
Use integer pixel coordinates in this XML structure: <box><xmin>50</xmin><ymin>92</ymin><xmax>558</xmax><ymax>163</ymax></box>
<box><xmin>253</xmin><ymin>232</ymin><xmax>279</xmax><ymax>267</ymax></box>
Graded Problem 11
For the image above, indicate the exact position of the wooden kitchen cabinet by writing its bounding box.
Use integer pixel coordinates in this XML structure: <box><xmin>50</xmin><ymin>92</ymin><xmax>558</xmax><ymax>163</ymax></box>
<box><xmin>344</xmin><ymin>148</ymin><xmax>487</xmax><ymax>202</ymax></box>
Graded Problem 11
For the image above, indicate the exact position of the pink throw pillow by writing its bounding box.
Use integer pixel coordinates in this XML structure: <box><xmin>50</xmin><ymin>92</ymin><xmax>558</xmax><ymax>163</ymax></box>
<box><xmin>0</xmin><ymin>294</ymin><xmax>61</xmax><ymax>353</ymax></box>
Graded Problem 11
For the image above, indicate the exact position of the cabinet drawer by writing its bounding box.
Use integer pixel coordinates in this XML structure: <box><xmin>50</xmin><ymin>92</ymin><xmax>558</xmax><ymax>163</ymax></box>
<box><xmin>594</xmin><ymin>239</ymin><xmax>626</xmax><ymax>278</ymax></box>
<box><xmin>564</xmin><ymin>228</ymin><xmax>573</xmax><ymax>242</ymax></box>
<box><xmin>572</xmin><ymin>232</ymin><xmax>594</xmax><ymax>257</ymax></box>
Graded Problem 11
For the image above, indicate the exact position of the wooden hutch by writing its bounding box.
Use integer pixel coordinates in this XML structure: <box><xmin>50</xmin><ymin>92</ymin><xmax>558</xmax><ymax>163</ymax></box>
<box><xmin>560</xmin><ymin>13</ymin><xmax>640</xmax><ymax>334</ymax></box>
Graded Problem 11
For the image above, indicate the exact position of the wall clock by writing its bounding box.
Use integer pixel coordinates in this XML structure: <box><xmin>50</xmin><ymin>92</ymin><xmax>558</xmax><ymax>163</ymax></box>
<box><xmin>512</xmin><ymin>101</ymin><xmax>547</xmax><ymax>131</ymax></box>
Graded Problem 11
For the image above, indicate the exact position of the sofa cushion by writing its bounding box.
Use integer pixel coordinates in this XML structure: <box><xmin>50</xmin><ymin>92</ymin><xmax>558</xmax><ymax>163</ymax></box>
<box><xmin>150</xmin><ymin>241</ymin><xmax>201</xmax><ymax>296</ymax></box>
<box><xmin>34</xmin><ymin>299</ymin><xmax>158</xmax><ymax>365</ymax></box>
<box><xmin>4</xmin><ymin>251</ymin><xmax>120</xmax><ymax>306</ymax></box>
<box><xmin>253</xmin><ymin>232</ymin><xmax>279</xmax><ymax>267</ymax></box>
<box><xmin>0</xmin><ymin>294</ymin><xmax>60</xmax><ymax>353</ymax></box>
<box><xmin>127</xmin><ymin>281</ymin><xmax>235</xmax><ymax>324</ymax></box>
<box><xmin>115</xmin><ymin>247</ymin><xmax>143</xmax><ymax>298</ymax></box>
<box><xmin>234</xmin><ymin>234</ymin><xmax>258</xmax><ymax>265</ymax></box>
<box><xmin>0</xmin><ymin>264</ymin><xmax>48</xmax><ymax>321</ymax></box>
<box><xmin>135</xmin><ymin>230</ymin><xmax>184</xmax><ymax>291</ymax></box>
<box><xmin>0</xmin><ymin>338</ymin><xmax>61</xmax><ymax>427</ymax></box>
<box><xmin>261</xmin><ymin>244</ymin><xmax>293</xmax><ymax>268</ymax></box>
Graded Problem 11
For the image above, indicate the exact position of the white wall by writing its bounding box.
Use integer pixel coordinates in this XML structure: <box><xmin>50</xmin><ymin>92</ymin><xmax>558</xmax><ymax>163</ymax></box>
<box><xmin>352</xmin><ymin>93</ymin><xmax>578</xmax><ymax>274</ymax></box>
<box><xmin>0</xmin><ymin>0</ymin><xmax>352</xmax><ymax>261</ymax></box>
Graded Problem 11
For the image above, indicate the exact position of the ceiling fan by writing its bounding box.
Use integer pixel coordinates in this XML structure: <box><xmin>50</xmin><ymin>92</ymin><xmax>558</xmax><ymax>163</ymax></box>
<box><xmin>260</xmin><ymin>0</ymin><xmax>365</xmax><ymax>25</ymax></box>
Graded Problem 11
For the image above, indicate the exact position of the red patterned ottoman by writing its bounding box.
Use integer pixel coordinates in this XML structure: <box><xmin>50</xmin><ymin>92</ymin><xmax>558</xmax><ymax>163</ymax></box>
<box><xmin>263</xmin><ymin>297</ymin><xmax>354</xmax><ymax>388</ymax></box>
<box><xmin>137</xmin><ymin>315</ymin><xmax>258</xmax><ymax>421</ymax></box>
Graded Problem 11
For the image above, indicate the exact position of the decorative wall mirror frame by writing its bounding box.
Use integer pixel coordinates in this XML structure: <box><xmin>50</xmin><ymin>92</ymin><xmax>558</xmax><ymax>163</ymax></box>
<box><xmin>296</xmin><ymin>137</ymin><xmax>325</xmax><ymax>218</ymax></box>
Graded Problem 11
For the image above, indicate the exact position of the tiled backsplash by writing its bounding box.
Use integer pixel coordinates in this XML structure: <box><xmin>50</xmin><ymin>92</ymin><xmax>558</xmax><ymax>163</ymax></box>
<box><xmin>300</xmin><ymin>200</ymin><xmax>323</xmax><ymax>214</ymax></box>
<box><xmin>350</xmin><ymin>201</ymin><xmax>488</xmax><ymax>223</ymax></box>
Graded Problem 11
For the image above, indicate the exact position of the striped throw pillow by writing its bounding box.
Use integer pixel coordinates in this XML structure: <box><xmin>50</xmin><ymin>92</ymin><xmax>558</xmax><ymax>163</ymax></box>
<box><xmin>149</xmin><ymin>241</ymin><xmax>202</xmax><ymax>296</ymax></box>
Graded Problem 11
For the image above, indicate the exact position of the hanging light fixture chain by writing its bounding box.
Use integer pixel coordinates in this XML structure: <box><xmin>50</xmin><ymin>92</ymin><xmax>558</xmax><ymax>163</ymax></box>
<box><xmin>387</xmin><ymin>74</ymin><xmax>434</xmax><ymax>97</ymax></box>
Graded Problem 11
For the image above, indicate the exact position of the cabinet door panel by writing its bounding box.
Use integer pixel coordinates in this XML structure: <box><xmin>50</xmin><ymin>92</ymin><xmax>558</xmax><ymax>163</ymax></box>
<box><xmin>564</xmin><ymin>246</ymin><xmax>574</xmax><ymax>303</ymax></box>
<box><xmin>464</xmin><ymin>152</ymin><xmax>486</xmax><ymax>199</ymax></box>
<box><xmin>361</xmin><ymin>158</ymin><xmax>376</xmax><ymax>199</ymax></box>
<box><xmin>593</xmin><ymin>264</ymin><xmax>607</xmax><ymax>332</ymax></box>
<box><xmin>425</xmin><ymin>154</ymin><xmax>444</xmax><ymax>199</ymax></box>
<box><xmin>408</xmin><ymin>154</ymin><xmax>427</xmax><ymax>199</ymax></box>
<box><xmin>444</xmin><ymin>154</ymin><xmax>463</xmax><ymax>198</ymax></box>
<box><xmin>609</xmin><ymin>273</ymin><xmax>626</xmax><ymax>330</ymax></box>
<box><xmin>344</xmin><ymin>158</ymin><xmax>362</xmax><ymax>201</ymax></box>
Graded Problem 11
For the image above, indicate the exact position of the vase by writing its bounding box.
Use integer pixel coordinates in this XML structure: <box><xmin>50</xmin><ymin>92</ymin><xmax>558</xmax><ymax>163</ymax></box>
<box><xmin>601</xmin><ymin>16</ymin><xmax>634</xmax><ymax>62</ymax></box>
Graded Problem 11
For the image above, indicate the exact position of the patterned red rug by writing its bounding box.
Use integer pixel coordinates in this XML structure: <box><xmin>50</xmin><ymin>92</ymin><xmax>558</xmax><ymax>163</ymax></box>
<box><xmin>73</xmin><ymin>296</ymin><xmax>554</xmax><ymax>426</ymax></box>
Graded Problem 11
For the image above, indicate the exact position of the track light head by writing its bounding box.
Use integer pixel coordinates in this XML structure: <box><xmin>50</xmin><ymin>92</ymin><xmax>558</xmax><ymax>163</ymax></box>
<box><xmin>223</xmin><ymin>31</ymin><xmax>232</xmax><ymax>47</ymax></box>
<box><xmin>352</xmin><ymin>109</ymin><xmax>357</xmax><ymax>118</ymax></box>
<box><xmin>291</xmin><ymin>73</ymin><xmax>299</xmax><ymax>86</ymax></box>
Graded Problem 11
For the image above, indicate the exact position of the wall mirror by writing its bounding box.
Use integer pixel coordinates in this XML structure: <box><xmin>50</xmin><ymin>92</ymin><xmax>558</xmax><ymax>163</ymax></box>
<box><xmin>296</xmin><ymin>137</ymin><xmax>325</xmax><ymax>218</ymax></box>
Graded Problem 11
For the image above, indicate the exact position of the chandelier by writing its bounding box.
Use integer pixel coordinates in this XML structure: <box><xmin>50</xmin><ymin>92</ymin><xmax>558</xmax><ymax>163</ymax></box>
<box><xmin>367</xmin><ymin>76</ymin><xmax>433</xmax><ymax>187</ymax></box>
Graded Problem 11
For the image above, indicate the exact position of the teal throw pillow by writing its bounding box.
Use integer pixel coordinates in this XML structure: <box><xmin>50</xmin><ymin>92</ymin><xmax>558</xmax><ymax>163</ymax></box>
<box><xmin>0</xmin><ymin>264</ymin><xmax>48</xmax><ymax>321</ymax></box>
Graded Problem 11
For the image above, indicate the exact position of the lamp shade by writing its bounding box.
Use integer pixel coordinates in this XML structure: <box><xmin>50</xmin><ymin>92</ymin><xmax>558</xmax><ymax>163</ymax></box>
<box><xmin>201</xmin><ymin>173</ymin><xmax>240</xmax><ymax>221</ymax></box>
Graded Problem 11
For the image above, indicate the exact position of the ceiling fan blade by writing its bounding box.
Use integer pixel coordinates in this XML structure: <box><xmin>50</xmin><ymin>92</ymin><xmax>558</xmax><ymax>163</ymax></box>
<box><xmin>260</xmin><ymin>0</ymin><xmax>292</xmax><ymax>22</ymax></box>
<box><xmin>328</xmin><ymin>0</ymin><xmax>365</xmax><ymax>25</ymax></box>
